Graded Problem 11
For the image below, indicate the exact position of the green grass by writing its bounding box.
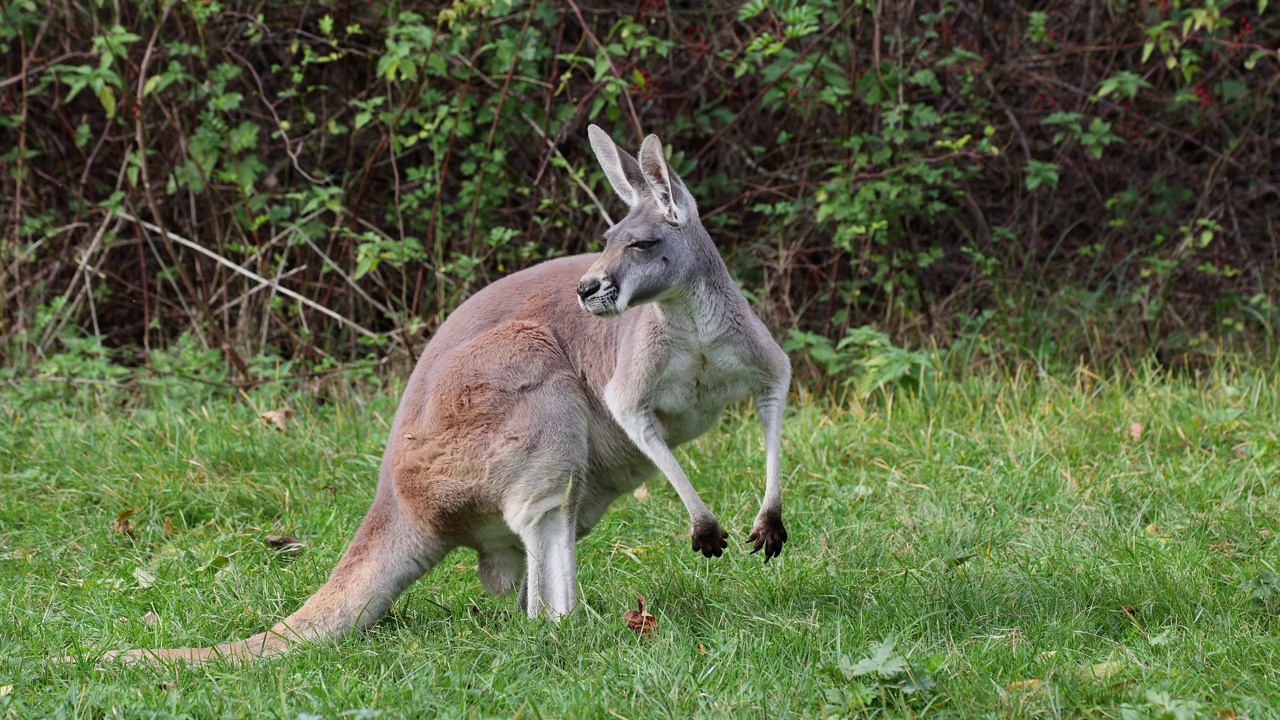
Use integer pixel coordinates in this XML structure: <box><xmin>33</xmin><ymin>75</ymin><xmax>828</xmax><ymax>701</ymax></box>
<box><xmin>3</xmin><ymin>366</ymin><xmax>1280</xmax><ymax>719</ymax></box>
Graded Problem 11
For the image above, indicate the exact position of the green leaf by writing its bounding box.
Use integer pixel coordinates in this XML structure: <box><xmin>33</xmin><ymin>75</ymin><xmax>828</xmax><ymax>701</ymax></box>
<box><xmin>738</xmin><ymin>0</ymin><xmax>767</xmax><ymax>20</ymax></box>
<box><xmin>1096</xmin><ymin>71</ymin><xmax>1152</xmax><ymax>100</ymax></box>
<box><xmin>211</xmin><ymin>92</ymin><xmax>244</xmax><ymax>112</ymax></box>
<box><xmin>1041</xmin><ymin>111</ymin><xmax>1083</xmax><ymax>128</ymax></box>
<box><xmin>97</xmin><ymin>86</ymin><xmax>116</xmax><ymax>119</ymax></box>
<box><xmin>198</xmin><ymin>554</ymin><xmax>231</xmax><ymax>573</ymax></box>
<box><xmin>354</xmin><ymin>253</ymin><xmax>379</xmax><ymax>280</ymax></box>
<box><xmin>1024</xmin><ymin>160</ymin><xmax>1060</xmax><ymax>191</ymax></box>
<box><xmin>910</xmin><ymin>104</ymin><xmax>940</xmax><ymax>128</ymax></box>
<box><xmin>319</xmin><ymin>14</ymin><xmax>334</xmax><ymax>36</ymax></box>
<box><xmin>846</xmin><ymin>639</ymin><xmax>908</xmax><ymax>679</ymax></box>
<box><xmin>228</xmin><ymin>121</ymin><xmax>260</xmax><ymax>153</ymax></box>
<box><xmin>74</xmin><ymin>122</ymin><xmax>91</xmax><ymax>149</ymax></box>
<box><xmin>1244</xmin><ymin>50</ymin><xmax>1269</xmax><ymax>71</ymax></box>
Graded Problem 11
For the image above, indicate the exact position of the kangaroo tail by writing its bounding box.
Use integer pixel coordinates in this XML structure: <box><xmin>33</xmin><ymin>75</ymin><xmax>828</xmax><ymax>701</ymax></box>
<box><xmin>56</xmin><ymin>499</ymin><xmax>445</xmax><ymax>666</ymax></box>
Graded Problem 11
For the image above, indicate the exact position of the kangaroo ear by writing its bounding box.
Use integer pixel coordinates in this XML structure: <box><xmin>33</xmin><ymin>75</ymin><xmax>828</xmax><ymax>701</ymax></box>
<box><xmin>588</xmin><ymin>125</ymin><xmax>646</xmax><ymax>208</ymax></box>
<box><xmin>638</xmin><ymin>134</ymin><xmax>696</xmax><ymax>225</ymax></box>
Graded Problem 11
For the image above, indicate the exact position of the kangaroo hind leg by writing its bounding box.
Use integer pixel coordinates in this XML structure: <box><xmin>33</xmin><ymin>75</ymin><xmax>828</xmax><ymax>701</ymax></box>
<box><xmin>510</xmin><ymin>497</ymin><xmax>578</xmax><ymax>619</ymax></box>
<box><xmin>441</xmin><ymin>319</ymin><xmax>588</xmax><ymax>620</ymax></box>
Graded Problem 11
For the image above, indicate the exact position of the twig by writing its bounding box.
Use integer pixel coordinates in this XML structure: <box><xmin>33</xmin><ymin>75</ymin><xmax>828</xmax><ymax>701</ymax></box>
<box><xmin>6</xmin><ymin>376</ymin><xmax>129</xmax><ymax>390</ymax></box>
<box><xmin>224</xmin><ymin>47</ymin><xmax>329</xmax><ymax>184</ymax></box>
<box><xmin>520</xmin><ymin>111</ymin><xmax>614</xmax><ymax>226</ymax></box>
<box><xmin>564</xmin><ymin>0</ymin><xmax>644</xmax><ymax>142</ymax></box>
<box><xmin>132</xmin><ymin>1</ymin><xmax>217</xmax><ymax>351</ymax></box>
<box><xmin>298</xmin><ymin>233</ymin><xmax>399</xmax><ymax>322</ymax></box>
<box><xmin>693</xmin><ymin>3</ymin><xmax>858</xmax><ymax>162</ymax></box>
<box><xmin>214</xmin><ymin>265</ymin><xmax>307</xmax><ymax>316</ymax></box>
<box><xmin>466</xmin><ymin>0</ymin><xmax>537</xmax><ymax>244</ymax></box>
<box><xmin>701</xmin><ymin>181</ymin><xmax>815</xmax><ymax>219</ymax></box>
<box><xmin>117</xmin><ymin>212</ymin><xmax>380</xmax><ymax>339</ymax></box>
<box><xmin>38</xmin><ymin>217</ymin><xmax>122</xmax><ymax>352</ymax></box>
<box><xmin>348</xmin><ymin>19</ymin><xmax>442</xmax><ymax>224</ymax></box>
<box><xmin>260</xmin><ymin>244</ymin><xmax>290</xmax><ymax>354</ymax></box>
<box><xmin>58</xmin><ymin>211</ymin><xmax>116</xmax><ymax>311</ymax></box>
<box><xmin>0</xmin><ymin>51</ymin><xmax>88</xmax><ymax>89</ymax></box>
<box><xmin>0</xmin><ymin>222</ymin><xmax>87</xmax><ymax>290</ymax></box>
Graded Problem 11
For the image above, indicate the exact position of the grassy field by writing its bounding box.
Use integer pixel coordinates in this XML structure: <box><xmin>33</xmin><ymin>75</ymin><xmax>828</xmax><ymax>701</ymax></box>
<box><xmin>2</xmin><ymin>365</ymin><xmax>1279</xmax><ymax>718</ymax></box>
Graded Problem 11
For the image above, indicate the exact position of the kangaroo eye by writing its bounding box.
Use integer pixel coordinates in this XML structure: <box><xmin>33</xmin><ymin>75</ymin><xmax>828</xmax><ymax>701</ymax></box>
<box><xmin>629</xmin><ymin>239</ymin><xmax>661</xmax><ymax>250</ymax></box>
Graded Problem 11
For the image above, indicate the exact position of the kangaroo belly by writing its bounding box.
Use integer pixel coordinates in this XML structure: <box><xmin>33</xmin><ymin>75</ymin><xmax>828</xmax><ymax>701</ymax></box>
<box><xmin>652</xmin><ymin>345</ymin><xmax>755</xmax><ymax>447</ymax></box>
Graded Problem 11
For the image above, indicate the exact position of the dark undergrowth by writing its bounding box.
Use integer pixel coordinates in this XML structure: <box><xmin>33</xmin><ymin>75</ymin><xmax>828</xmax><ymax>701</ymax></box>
<box><xmin>1</xmin><ymin>0</ymin><xmax>1277</xmax><ymax>382</ymax></box>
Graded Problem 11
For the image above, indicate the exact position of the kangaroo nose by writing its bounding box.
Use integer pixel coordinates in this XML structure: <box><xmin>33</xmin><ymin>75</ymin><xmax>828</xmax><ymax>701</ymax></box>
<box><xmin>577</xmin><ymin>278</ymin><xmax>602</xmax><ymax>300</ymax></box>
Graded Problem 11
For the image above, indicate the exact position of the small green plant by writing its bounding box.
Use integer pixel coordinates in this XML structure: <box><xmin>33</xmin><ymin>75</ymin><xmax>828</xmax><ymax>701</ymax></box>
<box><xmin>822</xmin><ymin>638</ymin><xmax>938</xmax><ymax>716</ymax></box>
<box><xmin>784</xmin><ymin>325</ymin><xmax>935</xmax><ymax>400</ymax></box>
<box><xmin>1041</xmin><ymin>111</ymin><xmax>1122</xmax><ymax>159</ymax></box>
<box><xmin>1242</xmin><ymin>571</ymin><xmax>1279</xmax><ymax>611</ymax></box>
<box><xmin>1119</xmin><ymin>691</ymin><xmax>1209</xmax><ymax>720</ymax></box>
<box><xmin>1023</xmin><ymin>159</ymin><xmax>1061</xmax><ymax>190</ymax></box>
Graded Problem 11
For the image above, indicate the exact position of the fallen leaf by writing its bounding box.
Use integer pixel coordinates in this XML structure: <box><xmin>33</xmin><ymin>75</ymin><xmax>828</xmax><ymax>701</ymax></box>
<box><xmin>142</xmin><ymin>611</ymin><xmax>157</xmax><ymax>627</ymax></box>
<box><xmin>632</xmin><ymin>484</ymin><xmax>651</xmax><ymax>501</ymax></box>
<box><xmin>623</xmin><ymin>595</ymin><xmax>658</xmax><ymax>635</ymax></box>
<box><xmin>157</xmin><ymin>681</ymin><xmax>175</xmax><ymax>691</ymax></box>
<box><xmin>114</xmin><ymin>508</ymin><xmax>137</xmax><ymax>539</ymax></box>
<box><xmin>0</xmin><ymin>685</ymin><xmax>11</xmax><ymax>698</ymax></box>
<box><xmin>199</xmin><ymin>554</ymin><xmax>230</xmax><ymax>573</ymax></box>
<box><xmin>1085</xmin><ymin>660</ymin><xmax>1125</xmax><ymax>681</ymax></box>
<box><xmin>1128</xmin><ymin>422</ymin><xmax>1143</xmax><ymax>442</ymax></box>
<box><xmin>260</xmin><ymin>407</ymin><xmax>296</xmax><ymax>432</ymax></box>
<box><xmin>1006</xmin><ymin>678</ymin><xmax>1043</xmax><ymax>694</ymax></box>
<box><xmin>265</xmin><ymin>535</ymin><xmax>305</xmax><ymax>554</ymax></box>
<box><xmin>133</xmin><ymin>567</ymin><xmax>157</xmax><ymax>589</ymax></box>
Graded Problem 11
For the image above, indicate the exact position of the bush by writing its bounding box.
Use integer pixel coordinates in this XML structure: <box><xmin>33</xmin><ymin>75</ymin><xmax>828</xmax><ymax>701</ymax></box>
<box><xmin>1</xmin><ymin>0</ymin><xmax>1276</xmax><ymax>379</ymax></box>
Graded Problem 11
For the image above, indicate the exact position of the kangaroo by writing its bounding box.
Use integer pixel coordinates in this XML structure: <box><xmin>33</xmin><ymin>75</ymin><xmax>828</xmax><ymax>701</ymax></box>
<box><xmin>66</xmin><ymin>126</ymin><xmax>791</xmax><ymax>665</ymax></box>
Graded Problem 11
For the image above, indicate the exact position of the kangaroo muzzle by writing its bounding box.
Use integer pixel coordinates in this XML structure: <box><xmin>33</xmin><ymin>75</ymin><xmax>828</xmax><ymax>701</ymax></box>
<box><xmin>577</xmin><ymin>275</ymin><xmax>620</xmax><ymax>316</ymax></box>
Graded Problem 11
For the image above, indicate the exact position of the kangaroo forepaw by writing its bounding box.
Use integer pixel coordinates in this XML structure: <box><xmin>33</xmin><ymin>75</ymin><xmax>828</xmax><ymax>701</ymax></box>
<box><xmin>690</xmin><ymin>517</ymin><xmax>728</xmax><ymax>558</ymax></box>
<box><xmin>747</xmin><ymin>511</ymin><xmax>788</xmax><ymax>562</ymax></box>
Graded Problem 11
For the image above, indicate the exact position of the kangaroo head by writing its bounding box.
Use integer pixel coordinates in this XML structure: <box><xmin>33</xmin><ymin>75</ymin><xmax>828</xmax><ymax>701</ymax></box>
<box><xmin>577</xmin><ymin>125</ymin><xmax>707</xmax><ymax>317</ymax></box>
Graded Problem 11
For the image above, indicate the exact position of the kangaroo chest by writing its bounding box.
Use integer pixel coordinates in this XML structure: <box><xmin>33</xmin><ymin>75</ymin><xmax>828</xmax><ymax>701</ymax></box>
<box><xmin>651</xmin><ymin>341</ymin><xmax>755</xmax><ymax>446</ymax></box>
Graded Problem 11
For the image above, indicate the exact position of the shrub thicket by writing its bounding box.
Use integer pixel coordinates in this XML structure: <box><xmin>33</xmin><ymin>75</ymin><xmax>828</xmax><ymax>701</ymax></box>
<box><xmin>1</xmin><ymin>0</ymin><xmax>1276</xmax><ymax>380</ymax></box>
